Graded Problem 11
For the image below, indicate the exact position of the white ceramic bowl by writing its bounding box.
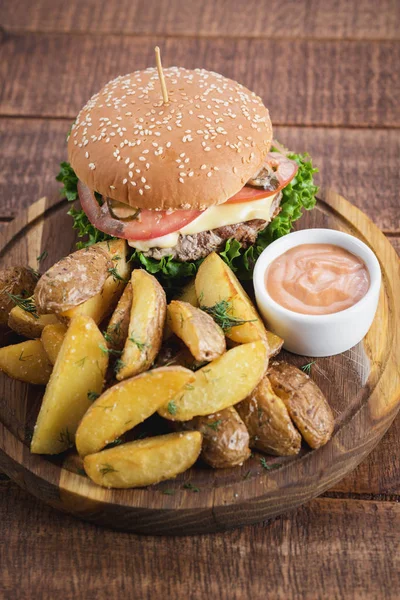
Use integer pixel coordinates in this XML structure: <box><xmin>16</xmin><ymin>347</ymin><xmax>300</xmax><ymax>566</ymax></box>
<box><xmin>253</xmin><ymin>229</ymin><xmax>381</xmax><ymax>357</ymax></box>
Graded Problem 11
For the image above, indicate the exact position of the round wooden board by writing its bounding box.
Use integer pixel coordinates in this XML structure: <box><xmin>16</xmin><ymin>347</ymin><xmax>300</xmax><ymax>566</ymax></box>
<box><xmin>0</xmin><ymin>191</ymin><xmax>399</xmax><ymax>535</ymax></box>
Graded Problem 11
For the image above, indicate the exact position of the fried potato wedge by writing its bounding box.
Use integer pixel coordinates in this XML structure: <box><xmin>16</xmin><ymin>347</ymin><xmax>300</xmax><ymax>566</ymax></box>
<box><xmin>41</xmin><ymin>323</ymin><xmax>67</xmax><ymax>364</ymax></box>
<box><xmin>8</xmin><ymin>302</ymin><xmax>59</xmax><ymax>338</ymax></box>
<box><xmin>76</xmin><ymin>367</ymin><xmax>195</xmax><ymax>457</ymax></box>
<box><xmin>0</xmin><ymin>266</ymin><xmax>38</xmax><ymax>326</ymax></box>
<box><xmin>35</xmin><ymin>245</ymin><xmax>113</xmax><ymax>314</ymax></box>
<box><xmin>31</xmin><ymin>315</ymin><xmax>108</xmax><ymax>454</ymax></box>
<box><xmin>237</xmin><ymin>376</ymin><xmax>301</xmax><ymax>456</ymax></box>
<box><xmin>267</xmin><ymin>362</ymin><xmax>335</xmax><ymax>449</ymax></box>
<box><xmin>181</xmin><ymin>406</ymin><xmax>250</xmax><ymax>468</ymax></box>
<box><xmin>168</xmin><ymin>301</ymin><xmax>226</xmax><ymax>362</ymax></box>
<box><xmin>0</xmin><ymin>339</ymin><xmax>52</xmax><ymax>385</ymax></box>
<box><xmin>164</xmin><ymin>280</ymin><xmax>198</xmax><ymax>340</ymax></box>
<box><xmin>104</xmin><ymin>282</ymin><xmax>132</xmax><ymax>351</ymax></box>
<box><xmin>266</xmin><ymin>331</ymin><xmax>284</xmax><ymax>358</ymax></box>
<box><xmin>177</xmin><ymin>280</ymin><xmax>198</xmax><ymax>307</ymax></box>
<box><xmin>117</xmin><ymin>270</ymin><xmax>166</xmax><ymax>381</ymax></box>
<box><xmin>158</xmin><ymin>340</ymin><xmax>268</xmax><ymax>421</ymax></box>
<box><xmin>84</xmin><ymin>431</ymin><xmax>202</xmax><ymax>489</ymax></box>
<box><xmin>195</xmin><ymin>252</ymin><xmax>269</xmax><ymax>345</ymax></box>
<box><xmin>59</xmin><ymin>239</ymin><xmax>131</xmax><ymax>324</ymax></box>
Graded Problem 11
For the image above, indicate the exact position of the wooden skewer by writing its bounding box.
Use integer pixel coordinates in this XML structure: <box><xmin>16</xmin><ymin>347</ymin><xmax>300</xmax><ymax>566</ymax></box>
<box><xmin>155</xmin><ymin>46</ymin><xmax>169</xmax><ymax>104</ymax></box>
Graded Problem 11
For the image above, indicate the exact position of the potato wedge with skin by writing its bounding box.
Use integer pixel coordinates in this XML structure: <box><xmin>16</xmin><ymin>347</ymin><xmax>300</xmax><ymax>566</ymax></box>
<box><xmin>34</xmin><ymin>245</ymin><xmax>113</xmax><ymax>314</ymax></box>
<box><xmin>117</xmin><ymin>270</ymin><xmax>166</xmax><ymax>381</ymax></box>
<box><xmin>76</xmin><ymin>366</ymin><xmax>195</xmax><ymax>457</ymax></box>
<box><xmin>181</xmin><ymin>406</ymin><xmax>250</xmax><ymax>468</ymax></box>
<box><xmin>158</xmin><ymin>340</ymin><xmax>268</xmax><ymax>421</ymax></box>
<box><xmin>31</xmin><ymin>315</ymin><xmax>108</xmax><ymax>454</ymax></box>
<box><xmin>237</xmin><ymin>376</ymin><xmax>301</xmax><ymax>456</ymax></box>
<box><xmin>266</xmin><ymin>331</ymin><xmax>284</xmax><ymax>358</ymax></box>
<box><xmin>0</xmin><ymin>339</ymin><xmax>52</xmax><ymax>385</ymax></box>
<box><xmin>267</xmin><ymin>361</ymin><xmax>335</xmax><ymax>449</ymax></box>
<box><xmin>0</xmin><ymin>266</ymin><xmax>38</xmax><ymax>326</ymax></box>
<box><xmin>177</xmin><ymin>279</ymin><xmax>198</xmax><ymax>307</ymax></box>
<box><xmin>8</xmin><ymin>302</ymin><xmax>59</xmax><ymax>339</ymax></box>
<box><xmin>104</xmin><ymin>282</ymin><xmax>132</xmax><ymax>351</ymax></box>
<box><xmin>164</xmin><ymin>280</ymin><xmax>198</xmax><ymax>340</ymax></box>
<box><xmin>84</xmin><ymin>431</ymin><xmax>202</xmax><ymax>489</ymax></box>
<box><xmin>195</xmin><ymin>252</ymin><xmax>269</xmax><ymax>345</ymax></box>
<box><xmin>168</xmin><ymin>301</ymin><xmax>226</xmax><ymax>362</ymax></box>
<box><xmin>59</xmin><ymin>239</ymin><xmax>131</xmax><ymax>324</ymax></box>
<box><xmin>41</xmin><ymin>323</ymin><xmax>67</xmax><ymax>364</ymax></box>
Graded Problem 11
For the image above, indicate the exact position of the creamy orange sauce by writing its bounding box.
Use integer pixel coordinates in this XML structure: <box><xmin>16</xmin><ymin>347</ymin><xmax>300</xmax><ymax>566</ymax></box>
<box><xmin>265</xmin><ymin>243</ymin><xmax>370</xmax><ymax>315</ymax></box>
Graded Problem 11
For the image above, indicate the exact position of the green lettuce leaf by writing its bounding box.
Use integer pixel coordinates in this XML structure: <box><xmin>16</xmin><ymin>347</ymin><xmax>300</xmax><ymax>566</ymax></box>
<box><xmin>56</xmin><ymin>146</ymin><xmax>318</xmax><ymax>286</ymax></box>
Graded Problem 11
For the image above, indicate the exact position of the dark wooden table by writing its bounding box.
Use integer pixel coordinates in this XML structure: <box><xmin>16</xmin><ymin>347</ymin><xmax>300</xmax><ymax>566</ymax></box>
<box><xmin>1</xmin><ymin>2</ymin><xmax>399</xmax><ymax>598</ymax></box>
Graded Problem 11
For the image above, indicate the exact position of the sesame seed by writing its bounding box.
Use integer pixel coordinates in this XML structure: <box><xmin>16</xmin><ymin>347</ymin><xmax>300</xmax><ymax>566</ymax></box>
<box><xmin>138</xmin><ymin>189</ymin><xmax>144</xmax><ymax>195</ymax></box>
<box><xmin>110</xmin><ymin>185</ymin><xmax>116</xmax><ymax>189</ymax></box>
<box><xmin>131</xmin><ymin>181</ymin><xmax>137</xmax><ymax>186</ymax></box>
<box><xmin>141</xmin><ymin>177</ymin><xmax>146</xmax><ymax>183</ymax></box>
<box><xmin>200</xmin><ymin>164</ymin><xmax>207</xmax><ymax>169</ymax></box>
<box><xmin>85</xmin><ymin>151</ymin><xmax>89</xmax><ymax>158</ymax></box>
<box><xmin>89</xmin><ymin>163</ymin><xmax>96</xmax><ymax>170</ymax></box>
<box><xmin>188</xmin><ymin>171</ymin><xmax>194</xmax><ymax>177</ymax></box>
<box><xmin>123</xmin><ymin>178</ymin><xmax>128</xmax><ymax>184</ymax></box>
<box><xmin>144</xmin><ymin>185</ymin><xmax>151</xmax><ymax>190</ymax></box>
<box><xmin>179</xmin><ymin>177</ymin><xmax>185</xmax><ymax>184</ymax></box>
<box><xmin>138</xmin><ymin>157</ymin><xmax>145</xmax><ymax>161</ymax></box>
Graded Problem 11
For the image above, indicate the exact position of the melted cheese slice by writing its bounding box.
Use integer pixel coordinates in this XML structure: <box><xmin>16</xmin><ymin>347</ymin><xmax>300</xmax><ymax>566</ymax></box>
<box><xmin>128</xmin><ymin>192</ymin><xmax>277</xmax><ymax>251</ymax></box>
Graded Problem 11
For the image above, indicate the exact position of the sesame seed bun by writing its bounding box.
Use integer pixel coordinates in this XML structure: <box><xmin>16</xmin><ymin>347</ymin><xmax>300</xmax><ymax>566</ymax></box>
<box><xmin>68</xmin><ymin>67</ymin><xmax>273</xmax><ymax>210</ymax></box>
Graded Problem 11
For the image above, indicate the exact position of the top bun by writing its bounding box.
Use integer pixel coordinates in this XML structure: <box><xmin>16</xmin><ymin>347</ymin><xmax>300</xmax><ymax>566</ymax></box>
<box><xmin>68</xmin><ymin>67</ymin><xmax>273</xmax><ymax>210</ymax></box>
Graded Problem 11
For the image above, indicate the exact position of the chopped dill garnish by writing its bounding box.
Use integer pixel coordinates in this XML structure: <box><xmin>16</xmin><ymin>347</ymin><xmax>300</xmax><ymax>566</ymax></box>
<box><xmin>58</xmin><ymin>428</ymin><xmax>73</xmax><ymax>448</ymax></box>
<box><xmin>37</xmin><ymin>250</ymin><xmax>48</xmax><ymax>263</ymax></box>
<box><xmin>99</xmin><ymin>464</ymin><xmax>118</xmax><ymax>476</ymax></box>
<box><xmin>301</xmin><ymin>361</ymin><xmax>316</xmax><ymax>375</ymax></box>
<box><xmin>200</xmin><ymin>299</ymin><xmax>256</xmax><ymax>332</ymax></box>
<box><xmin>167</xmin><ymin>400</ymin><xmax>178</xmax><ymax>416</ymax></box>
<box><xmin>161</xmin><ymin>489</ymin><xmax>175</xmax><ymax>496</ymax></box>
<box><xmin>114</xmin><ymin>359</ymin><xmax>125</xmax><ymax>375</ymax></box>
<box><xmin>75</xmin><ymin>357</ymin><xmax>87</xmax><ymax>368</ymax></box>
<box><xmin>77</xmin><ymin>468</ymin><xmax>86</xmax><ymax>476</ymax></box>
<box><xmin>7</xmin><ymin>293</ymin><xmax>38</xmax><ymax>319</ymax></box>
<box><xmin>98</xmin><ymin>343</ymin><xmax>122</xmax><ymax>356</ymax></box>
<box><xmin>243</xmin><ymin>470</ymin><xmax>252</xmax><ymax>480</ymax></box>
<box><xmin>108</xmin><ymin>267</ymin><xmax>128</xmax><ymax>283</ymax></box>
<box><xmin>184</xmin><ymin>383</ymin><xmax>195</xmax><ymax>391</ymax></box>
<box><xmin>107</xmin><ymin>438</ymin><xmax>123</xmax><ymax>448</ymax></box>
<box><xmin>87</xmin><ymin>390</ymin><xmax>100</xmax><ymax>402</ymax></box>
<box><xmin>206</xmin><ymin>419</ymin><xmax>223</xmax><ymax>431</ymax></box>
<box><xmin>260</xmin><ymin>457</ymin><xmax>281</xmax><ymax>471</ymax></box>
<box><xmin>183</xmin><ymin>482</ymin><xmax>200</xmax><ymax>492</ymax></box>
<box><xmin>128</xmin><ymin>336</ymin><xmax>148</xmax><ymax>351</ymax></box>
<box><xmin>18</xmin><ymin>351</ymin><xmax>32</xmax><ymax>362</ymax></box>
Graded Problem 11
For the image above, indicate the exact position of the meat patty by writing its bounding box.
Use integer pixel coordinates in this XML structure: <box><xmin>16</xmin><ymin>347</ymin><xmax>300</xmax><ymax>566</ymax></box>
<box><xmin>143</xmin><ymin>192</ymin><xmax>282</xmax><ymax>262</ymax></box>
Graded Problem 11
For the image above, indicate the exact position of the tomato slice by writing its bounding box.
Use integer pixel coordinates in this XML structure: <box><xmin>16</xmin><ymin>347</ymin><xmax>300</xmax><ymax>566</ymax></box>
<box><xmin>78</xmin><ymin>182</ymin><xmax>203</xmax><ymax>241</ymax></box>
<box><xmin>227</xmin><ymin>152</ymin><xmax>298</xmax><ymax>204</ymax></box>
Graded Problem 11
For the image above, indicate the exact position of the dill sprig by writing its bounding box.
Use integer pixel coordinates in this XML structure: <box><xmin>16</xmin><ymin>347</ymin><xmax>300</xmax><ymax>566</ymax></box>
<box><xmin>260</xmin><ymin>457</ymin><xmax>281</xmax><ymax>471</ymax></box>
<box><xmin>200</xmin><ymin>299</ymin><xmax>256</xmax><ymax>332</ymax></box>
<box><xmin>167</xmin><ymin>400</ymin><xmax>178</xmax><ymax>416</ymax></box>
<box><xmin>99</xmin><ymin>343</ymin><xmax>123</xmax><ymax>357</ymax></box>
<box><xmin>99</xmin><ymin>464</ymin><xmax>118</xmax><ymax>476</ymax></box>
<box><xmin>58</xmin><ymin>427</ymin><xmax>73</xmax><ymax>448</ymax></box>
<box><xmin>129</xmin><ymin>336</ymin><xmax>148</xmax><ymax>352</ymax></box>
<box><xmin>301</xmin><ymin>361</ymin><xmax>316</xmax><ymax>375</ymax></box>
<box><xmin>7</xmin><ymin>293</ymin><xmax>38</xmax><ymax>319</ymax></box>
<box><xmin>87</xmin><ymin>390</ymin><xmax>100</xmax><ymax>402</ymax></box>
<box><xmin>183</xmin><ymin>482</ymin><xmax>200</xmax><ymax>492</ymax></box>
<box><xmin>206</xmin><ymin>419</ymin><xmax>222</xmax><ymax>431</ymax></box>
<box><xmin>108</xmin><ymin>267</ymin><xmax>128</xmax><ymax>283</ymax></box>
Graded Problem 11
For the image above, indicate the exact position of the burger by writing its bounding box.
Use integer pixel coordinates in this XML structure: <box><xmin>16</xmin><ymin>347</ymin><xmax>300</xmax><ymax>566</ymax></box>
<box><xmin>58</xmin><ymin>61</ymin><xmax>317</xmax><ymax>285</ymax></box>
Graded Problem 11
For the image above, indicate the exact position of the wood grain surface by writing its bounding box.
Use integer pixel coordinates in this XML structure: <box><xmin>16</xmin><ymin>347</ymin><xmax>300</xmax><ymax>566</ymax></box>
<box><xmin>1</xmin><ymin>0</ymin><xmax>399</xmax><ymax>596</ymax></box>
<box><xmin>1</xmin><ymin>34</ymin><xmax>399</xmax><ymax>127</ymax></box>
<box><xmin>1</xmin><ymin>0</ymin><xmax>399</xmax><ymax>40</ymax></box>
<box><xmin>1</xmin><ymin>477</ymin><xmax>399</xmax><ymax>600</ymax></box>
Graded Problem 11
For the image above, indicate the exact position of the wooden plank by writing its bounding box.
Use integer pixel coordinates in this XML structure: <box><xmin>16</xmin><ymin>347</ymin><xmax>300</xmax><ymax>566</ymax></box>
<box><xmin>1</xmin><ymin>119</ymin><xmax>399</xmax><ymax>233</ymax></box>
<box><xmin>1</xmin><ymin>33</ymin><xmax>399</xmax><ymax>127</ymax></box>
<box><xmin>1</xmin><ymin>0</ymin><xmax>399</xmax><ymax>40</ymax></box>
<box><xmin>1</xmin><ymin>482</ymin><xmax>399</xmax><ymax>599</ymax></box>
